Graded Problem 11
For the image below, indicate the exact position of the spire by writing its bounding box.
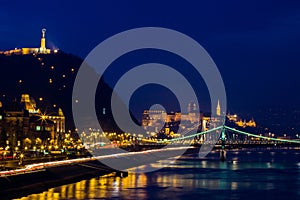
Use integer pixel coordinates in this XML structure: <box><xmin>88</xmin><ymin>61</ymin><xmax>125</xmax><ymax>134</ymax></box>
<box><xmin>58</xmin><ymin>108</ymin><xmax>64</xmax><ymax>116</ymax></box>
<box><xmin>216</xmin><ymin>99</ymin><xmax>221</xmax><ymax>116</ymax></box>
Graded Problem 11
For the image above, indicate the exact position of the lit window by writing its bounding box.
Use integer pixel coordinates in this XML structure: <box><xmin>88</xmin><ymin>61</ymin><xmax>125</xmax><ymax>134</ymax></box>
<box><xmin>36</xmin><ymin>126</ymin><xmax>41</xmax><ymax>131</ymax></box>
<box><xmin>0</xmin><ymin>115</ymin><xmax>2</xmax><ymax>120</ymax></box>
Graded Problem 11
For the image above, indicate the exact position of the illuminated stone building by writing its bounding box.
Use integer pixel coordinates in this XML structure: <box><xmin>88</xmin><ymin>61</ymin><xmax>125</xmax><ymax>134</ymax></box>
<box><xmin>21</xmin><ymin>94</ymin><xmax>39</xmax><ymax>114</ymax></box>
<box><xmin>235</xmin><ymin>118</ymin><xmax>256</xmax><ymax>128</ymax></box>
<box><xmin>227</xmin><ymin>113</ymin><xmax>257</xmax><ymax>128</ymax></box>
<box><xmin>201</xmin><ymin>101</ymin><xmax>222</xmax><ymax>132</ymax></box>
<box><xmin>44</xmin><ymin>108</ymin><xmax>65</xmax><ymax>134</ymax></box>
<box><xmin>0</xmin><ymin>100</ymin><xmax>29</xmax><ymax>150</ymax></box>
<box><xmin>0</xmin><ymin>28</ymin><xmax>57</xmax><ymax>56</ymax></box>
<box><xmin>227</xmin><ymin>113</ymin><xmax>238</xmax><ymax>122</ymax></box>
<box><xmin>0</xmin><ymin>94</ymin><xmax>66</xmax><ymax>150</ymax></box>
<box><xmin>142</xmin><ymin>110</ymin><xmax>167</xmax><ymax>134</ymax></box>
<box><xmin>28</xmin><ymin>115</ymin><xmax>54</xmax><ymax>142</ymax></box>
<box><xmin>142</xmin><ymin>103</ymin><xmax>200</xmax><ymax>136</ymax></box>
<box><xmin>20</xmin><ymin>93</ymin><xmax>65</xmax><ymax>133</ymax></box>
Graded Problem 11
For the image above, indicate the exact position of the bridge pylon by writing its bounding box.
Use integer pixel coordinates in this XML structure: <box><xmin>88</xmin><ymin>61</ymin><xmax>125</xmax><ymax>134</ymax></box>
<box><xmin>220</xmin><ymin>126</ymin><xmax>226</xmax><ymax>161</ymax></box>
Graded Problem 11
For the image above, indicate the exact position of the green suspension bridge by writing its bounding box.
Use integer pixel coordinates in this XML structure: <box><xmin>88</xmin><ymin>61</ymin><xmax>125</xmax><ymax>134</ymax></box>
<box><xmin>157</xmin><ymin>125</ymin><xmax>300</xmax><ymax>161</ymax></box>
<box><xmin>160</xmin><ymin>125</ymin><xmax>300</xmax><ymax>144</ymax></box>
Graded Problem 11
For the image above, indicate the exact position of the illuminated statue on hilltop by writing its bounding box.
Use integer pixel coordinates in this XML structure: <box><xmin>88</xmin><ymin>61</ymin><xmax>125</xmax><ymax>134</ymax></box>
<box><xmin>39</xmin><ymin>28</ymin><xmax>47</xmax><ymax>53</ymax></box>
<box><xmin>0</xmin><ymin>28</ymin><xmax>58</xmax><ymax>55</ymax></box>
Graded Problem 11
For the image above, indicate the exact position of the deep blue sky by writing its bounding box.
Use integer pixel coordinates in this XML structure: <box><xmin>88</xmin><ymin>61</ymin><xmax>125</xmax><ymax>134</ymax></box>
<box><xmin>1</xmin><ymin>0</ymin><xmax>300</xmax><ymax>115</ymax></box>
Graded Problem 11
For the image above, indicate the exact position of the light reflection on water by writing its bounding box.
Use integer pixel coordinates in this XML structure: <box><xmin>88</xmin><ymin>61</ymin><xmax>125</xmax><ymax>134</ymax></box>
<box><xmin>15</xmin><ymin>149</ymin><xmax>300</xmax><ymax>200</ymax></box>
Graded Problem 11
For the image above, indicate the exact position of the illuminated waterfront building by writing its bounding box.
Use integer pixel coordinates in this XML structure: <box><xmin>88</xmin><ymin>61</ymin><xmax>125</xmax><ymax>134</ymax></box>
<box><xmin>227</xmin><ymin>113</ymin><xmax>257</xmax><ymax>128</ymax></box>
<box><xmin>227</xmin><ymin>113</ymin><xmax>238</xmax><ymax>122</ymax></box>
<box><xmin>0</xmin><ymin>100</ymin><xmax>29</xmax><ymax>149</ymax></box>
<box><xmin>142</xmin><ymin>103</ymin><xmax>200</xmax><ymax>136</ymax></box>
<box><xmin>201</xmin><ymin>101</ymin><xmax>223</xmax><ymax>132</ymax></box>
<box><xmin>43</xmin><ymin>108</ymin><xmax>65</xmax><ymax>134</ymax></box>
<box><xmin>20</xmin><ymin>93</ymin><xmax>65</xmax><ymax>134</ymax></box>
<box><xmin>0</xmin><ymin>94</ymin><xmax>65</xmax><ymax>149</ymax></box>
<box><xmin>235</xmin><ymin>118</ymin><xmax>256</xmax><ymax>128</ymax></box>
<box><xmin>21</xmin><ymin>94</ymin><xmax>39</xmax><ymax>114</ymax></box>
<box><xmin>142</xmin><ymin>110</ymin><xmax>167</xmax><ymax>134</ymax></box>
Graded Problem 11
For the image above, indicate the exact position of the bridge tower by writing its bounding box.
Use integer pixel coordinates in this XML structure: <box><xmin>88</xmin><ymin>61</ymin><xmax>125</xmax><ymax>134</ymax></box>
<box><xmin>220</xmin><ymin>126</ymin><xmax>226</xmax><ymax>161</ymax></box>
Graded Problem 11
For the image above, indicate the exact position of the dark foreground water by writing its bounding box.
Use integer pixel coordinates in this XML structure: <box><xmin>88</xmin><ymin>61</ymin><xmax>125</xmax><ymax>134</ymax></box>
<box><xmin>15</xmin><ymin>148</ymin><xmax>300</xmax><ymax>200</ymax></box>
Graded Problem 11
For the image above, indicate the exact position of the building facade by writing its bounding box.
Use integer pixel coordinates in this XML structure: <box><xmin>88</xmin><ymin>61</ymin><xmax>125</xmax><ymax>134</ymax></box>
<box><xmin>0</xmin><ymin>94</ymin><xmax>65</xmax><ymax>151</ymax></box>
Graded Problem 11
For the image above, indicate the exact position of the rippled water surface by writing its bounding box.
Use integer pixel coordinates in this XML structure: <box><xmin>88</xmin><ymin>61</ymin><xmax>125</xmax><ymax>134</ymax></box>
<box><xmin>15</xmin><ymin>148</ymin><xmax>300</xmax><ymax>200</ymax></box>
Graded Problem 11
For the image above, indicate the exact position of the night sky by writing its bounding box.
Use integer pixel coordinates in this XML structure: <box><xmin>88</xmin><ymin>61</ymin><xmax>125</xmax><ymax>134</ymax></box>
<box><xmin>1</xmin><ymin>1</ymin><xmax>300</xmax><ymax>116</ymax></box>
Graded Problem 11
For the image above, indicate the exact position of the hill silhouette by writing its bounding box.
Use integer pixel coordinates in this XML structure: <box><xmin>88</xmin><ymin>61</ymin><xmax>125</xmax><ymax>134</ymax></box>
<box><xmin>0</xmin><ymin>52</ymin><xmax>128</xmax><ymax>133</ymax></box>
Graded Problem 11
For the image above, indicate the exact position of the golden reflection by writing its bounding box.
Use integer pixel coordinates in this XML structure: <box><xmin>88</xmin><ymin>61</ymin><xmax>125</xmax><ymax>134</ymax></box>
<box><xmin>37</xmin><ymin>192</ymin><xmax>46</xmax><ymax>200</ymax></box>
<box><xmin>60</xmin><ymin>185</ymin><xmax>67</xmax><ymax>199</ymax></box>
<box><xmin>88</xmin><ymin>178</ymin><xmax>96</xmax><ymax>199</ymax></box>
<box><xmin>74</xmin><ymin>180</ymin><xmax>86</xmax><ymax>199</ymax></box>
<box><xmin>53</xmin><ymin>192</ymin><xmax>60</xmax><ymax>200</ymax></box>
<box><xmin>67</xmin><ymin>183</ymin><xmax>74</xmax><ymax>199</ymax></box>
<box><xmin>47</xmin><ymin>188</ymin><xmax>54</xmax><ymax>199</ymax></box>
<box><xmin>14</xmin><ymin>168</ymin><xmax>218</xmax><ymax>200</ymax></box>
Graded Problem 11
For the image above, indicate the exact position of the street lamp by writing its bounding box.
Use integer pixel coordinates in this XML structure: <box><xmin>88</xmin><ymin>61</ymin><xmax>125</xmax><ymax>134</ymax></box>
<box><xmin>19</xmin><ymin>153</ymin><xmax>24</xmax><ymax>166</ymax></box>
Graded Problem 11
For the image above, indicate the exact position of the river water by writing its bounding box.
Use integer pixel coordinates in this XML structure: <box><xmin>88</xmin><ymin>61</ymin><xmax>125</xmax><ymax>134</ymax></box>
<box><xmin>15</xmin><ymin>148</ymin><xmax>300</xmax><ymax>200</ymax></box>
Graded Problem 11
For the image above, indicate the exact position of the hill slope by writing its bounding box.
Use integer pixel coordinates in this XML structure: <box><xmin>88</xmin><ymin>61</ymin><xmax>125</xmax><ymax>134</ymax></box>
<box><xmin>0</xmin><ymin>52</ymin><xmax>126</xmax><ymax>132</ymax></box>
